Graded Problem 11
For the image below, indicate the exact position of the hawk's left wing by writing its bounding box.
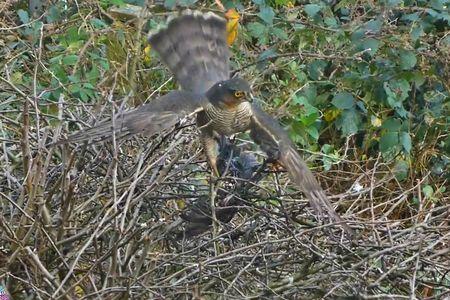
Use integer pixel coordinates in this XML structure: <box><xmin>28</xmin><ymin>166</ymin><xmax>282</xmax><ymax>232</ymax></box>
<box><xmin>249</xmin><ymin>105</ymin><xmax>352</xmax><ymax>235</ymax></box>
<box><xmin>54</xmin><ymin>91</ymin><xmax>206</xmax><ymax>145</ymax></box>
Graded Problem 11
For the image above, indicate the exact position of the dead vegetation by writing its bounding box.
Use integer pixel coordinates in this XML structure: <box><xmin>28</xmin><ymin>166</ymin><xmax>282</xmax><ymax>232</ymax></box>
<box><xmin>1</xmin><ymin>94</ymin><xmax>449</xmax><ymax>299</ymax></box>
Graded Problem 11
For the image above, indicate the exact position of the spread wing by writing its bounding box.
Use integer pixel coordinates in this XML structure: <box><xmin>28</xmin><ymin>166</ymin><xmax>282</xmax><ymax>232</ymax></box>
<box><xmin>249</xmin><ymin>105</ymin><xmax>352</xmax><ymax>235</ymax></box>
<box><xmin>55</xmin><ymin>91</ymin><xmax>206</xmax><ymax>145</ymax></box>
<box><xmin>148</xmin><ymin>10</ymin><xmax>230</xmax><ymax>93</ymax></box>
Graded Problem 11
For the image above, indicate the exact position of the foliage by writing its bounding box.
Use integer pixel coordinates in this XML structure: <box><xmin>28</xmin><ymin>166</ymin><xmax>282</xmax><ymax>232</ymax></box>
<box><xmin>6</xmin><ymin>0</ymin><xmax>449</xmax><ymax>177</ymax></box>
<box><xmin>239</xmin><ymin>0</ymin><xmax>449</xmax><ymax>181</ymax></box>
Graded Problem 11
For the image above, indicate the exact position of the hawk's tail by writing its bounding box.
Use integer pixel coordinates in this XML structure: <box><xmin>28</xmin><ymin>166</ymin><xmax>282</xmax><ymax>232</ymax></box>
<box><xmin>148</xmin><ymin>10</ymin><xmax>230</xmax><ymax>93</ymax></box>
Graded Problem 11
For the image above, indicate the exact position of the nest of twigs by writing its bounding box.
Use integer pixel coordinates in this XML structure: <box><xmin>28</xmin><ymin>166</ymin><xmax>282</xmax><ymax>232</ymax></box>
<box><xmin>1</xmin><ymin>104</ymin><xmax>449</xmax><ymax>299</ymax></box>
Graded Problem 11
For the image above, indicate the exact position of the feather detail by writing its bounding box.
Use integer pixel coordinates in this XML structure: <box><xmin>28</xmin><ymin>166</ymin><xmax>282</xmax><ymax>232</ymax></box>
<box><xmin>249</xmin><ymin>105</ymin><xmax>353</xmax><ymax>236</ymax></box>
<box><xmin>148</xmin><ymin>10</ymin><xmax>230</xmax><ymax>93</ymax></box>
<box><xmin>53</xmin><ymin>91</ymin><xmax>206</xmax><ymax>145</ymax></box>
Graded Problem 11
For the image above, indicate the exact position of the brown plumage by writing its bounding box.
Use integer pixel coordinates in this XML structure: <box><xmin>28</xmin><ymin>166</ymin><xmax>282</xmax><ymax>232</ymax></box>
<box><xmin>55</xmin><ymin>10</ymin><xmax>351</xmax><ymax>235</ymax></box>
<box><xmin>149</xmin><ymin>11</ymin><xmax>230</xmax><ymax>93</ymax></box>
<box><xmin>58</xmin><ymin>91</ymin><xmax>206</xmax><ymax>144</ymax></box>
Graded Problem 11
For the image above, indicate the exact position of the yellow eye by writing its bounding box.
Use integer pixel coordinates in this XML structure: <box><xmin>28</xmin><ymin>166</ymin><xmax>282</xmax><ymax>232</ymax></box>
<box><xmin>234</xmin><ymin>91</ymin><xmax>244</xmax><ymax>98</ymax></box>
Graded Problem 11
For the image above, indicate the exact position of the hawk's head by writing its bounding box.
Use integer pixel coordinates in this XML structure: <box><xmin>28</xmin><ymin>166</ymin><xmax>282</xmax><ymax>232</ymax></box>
<box><xmin>206</xmin><ymin>78</ymin><xmax>251</xmax><ymax>109</ymax></box>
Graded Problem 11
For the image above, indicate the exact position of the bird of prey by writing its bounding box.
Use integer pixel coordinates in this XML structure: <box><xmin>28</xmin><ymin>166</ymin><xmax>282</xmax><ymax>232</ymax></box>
<box><xmin>58</xmin><ymin>10</ymin><xmax>350</xmax><ymax>234</ymax></box>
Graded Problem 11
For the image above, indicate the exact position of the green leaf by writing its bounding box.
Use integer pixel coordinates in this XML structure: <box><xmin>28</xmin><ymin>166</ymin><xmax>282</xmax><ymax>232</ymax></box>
<box><xmin>17</xmin><ymin>9</ymin><xmax>29</xmax><ymax>24</ymax></box>
<box><xmin>270</xmin><ymin>27</ymin><xmax>288</xmax><ymax>40</ymax></box>
<box><xmin>91</xmin><ymin>18</ymin><xmax>108</xmax><ymax>29</ymax></box>
<box><xmin>252</xmin><ymin>0</ymin><xmax>265</xmax><ymax>5</ymax></box>
<box><xmin>386</xmin><ymin>0</ymin><xmax>402</xmax><ymax>7</ymax></box>
<box><xmin>293</xmin><ymin>23</ymin><xmax>306</xmax><ymax>30</ymax></box>
<box><xmin>356</xmin><ymin>101</ymin><xmax>367</xmax><ymax>113</ymax></box>
<box><xmin>164</xmin><ymin>0</ymin><xmax>176</xmax><ymax>8</ymax></box>
<box><xmin>400</xmin><ymin>131</ymin><xmax>412</xmax><ymax>154</ymax></box>
<box><xmin>429</xmin><ymin>0</ymin><xmax>444</xmax><ymax>10</ymax></box>
<box><xmin>442</xmin><ymin>35</ymin><xmax>450</xmax><ymax>46</ymax></box>
<box><xmin>64</xmin><ymin>26</ymin><xmax>88</xmax><ymax>45</ymax></box>
<box><xmin>382</xmin><ymin>118</ymin><xmax>401</xmax><ymax>131</ymax></box>
<box><xmin>258</xmin><ymin>48</ymin><xmax>277</xmax><ymax>61</ymax></box>
<box><xmin>351</xmin><ymin>29</ymin><xmax>365</xmax><ymax>42</ymax></box>
<box><xmin>307</xmin><ymin>60</ymin><xmax>327</xmax><ymax>80</ymax></box>
<box><xmin>87</xmin><ymin>65</ymin><xmax>100</xmax><ymax>82</ymax></box>
<box><xmin>411</xmin><ymin>72</ymin><xmax>425</xmax><ymax>87</ymax></box>
<box><xmin>422</xmin><ymin>185</ymin><xmax>434</xmax><ymax>198</ymax></box>
<box><xmin>321</xmin><ymin>147</ymin><xmax>334</xmax><ymax>171</ymax></box>
<box><xmin>68</xmin><ymin>75</ymin><xmax>80</xmax><ymax>83</ymax></box>
<box><xmin>411</xmin><ymin>24</ymin><xmax>424</xmax><ymax>41</ymax></box>
<box><xmin>336</xmin><ymin>109</ymin><xmax>360</xmax><ymax>136</ymax></box>
<box><xmin>292</xmin><ymin>95</ymin><xmax>308</xmax><ymax>106</ymax></box>
<box><xmin>275</xmin><ymin>0</ymin><xmax>291</xmax><ymax>4</ymax></box>
<box><xmin>258</xmin><ymin>6</ymin><xmax>275</xmax><ymax>24</ymax></box>
<box><xmin>401</xmin><ymin>12</ymin><xmax>420</xmax><ymax>22</ymax></box>
<box><xmin>104</xmin><ymin>0</ymin><xmax>125</xmax><ymax>5</ymax></box>
<box><xmin>324</xmin><ymin>17</ymin><xmax>338</xmax><ymax>28</ymax></box>
<box><xmin>300</xmin><ymin>112</ymin><xmax>319</xmax><ymax>126</ymax></box>
<box><xmin>332</xmin><ymin>92</ymin><xmax>355</xmax><ymax>109</ymax></box>
<box><xmin>359</xmin><ymin>38</ymin><xmax>380</xmax><ymax>56</ymax></box>
<box><xmin>383</xmin><ymin>81</ymin><xmax>409</xmax><ymax>118</ymax></box>
<box><xmin>295</xmin><ymin>70</ymin><xmax>307</xmax><ymax>84</ymax></box>
<box><xmin>389</xmin><ymin>79</ymin><xmax>411</xmax><ymax>101</ymax></box>
<box><xmin>399</xmin><ymin>50</ymin><xmax>417</xmax><ymax>70</ymax></box>
<box><xmin>247</xmin><ymin>22</ymin><xmax>268</xmax><ymax>44</ymax></box>
<box><xmin>393</xmin><ymin>160</ymin><xmax>409</xmax><ymax>181</ymax></box>
<box><xmin>46</xmin><ymin>5</ymin><xmax>62</xmax><ymax>23</ymax></box>
<box><xmin>305</xmin><ymin>126</ymin><xmax>319</xmax><ymax>141</ymax></box>
<box><xmin>50</xmin><ymin>64</ymin><xmax>67</xmax><ymax>83</ymax></box>
<box><xmin>62</xmin><ymin>55</ymin><xmax>78</xmax><ymax>66</ymax></box>
<box><xmin>380</xmin><ymin>132</ymin><xmax>399</xmax><ymax>153</ymax></box>
<box><xmin>179</xmin><ymin>0</ymin><xmax>197</xmax><ymax>6</ymax></box>
<box><xmin>321</xmin><ymin>144</ymin><xmax>332</xmax><ymax>154</ymax></box>
<box><xmin>49</xmin><ymin>54</ymin><xmax>63</xmax><ymax>64</ymax></box>
<box><xmin>302</xmin><ymin>84</ymin><xmax>317</xmax><ymax>102</ymax></box>
<box><xmin>364</xmin><ymin>19</ymin><xmax>382</xmax><ymax>33</ymax></box>
<box><xmin>426</xmin><ymin>9</ymin><xmax>439</xmax><ymax>18</ymax></box>
<box><xmin>304</xmin><ymin>4</ymin><xmax>321</xmax><ymax>17</ymax></box>
<box><xmin>292</xmin><ymin>95</ymin><xmax>319</xmax><ymax>126</ymax></box>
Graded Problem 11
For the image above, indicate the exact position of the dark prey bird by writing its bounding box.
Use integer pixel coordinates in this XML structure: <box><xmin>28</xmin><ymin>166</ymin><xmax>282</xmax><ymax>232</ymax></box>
<box><xmin>178</xmin><ymin>137</ymin><xmax>261</xmax><ymax>238</ymax></box>
<box><xmin>57</xmin><ymin>10</ymin><xmax>350</xmax><ymax>234</ymax></box>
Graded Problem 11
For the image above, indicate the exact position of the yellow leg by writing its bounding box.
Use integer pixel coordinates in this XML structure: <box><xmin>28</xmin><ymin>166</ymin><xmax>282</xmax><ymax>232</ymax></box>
<box><xmin>196</xmin><ymin>112</ymin><xmax>221</xmax><ymax>176</ymax></box>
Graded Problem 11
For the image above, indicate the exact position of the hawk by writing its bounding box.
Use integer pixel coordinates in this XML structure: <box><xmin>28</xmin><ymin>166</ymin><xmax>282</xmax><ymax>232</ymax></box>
<box><xmin>58</xmin><ymin>10</ymin><xmax>351</xmax><ymax>234</ymax></box>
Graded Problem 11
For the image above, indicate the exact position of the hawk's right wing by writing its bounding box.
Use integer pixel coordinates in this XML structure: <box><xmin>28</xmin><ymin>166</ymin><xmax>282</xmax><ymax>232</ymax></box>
<box><xmin>149</xmin><ymin>11</ymin><xmax>230</xmax><ymax>94</ymax></box>
<box><xmin>249</xmin><ymin>105</ymin><xmax>352</xmax><ymax>236</ymax></box>
<box><xmin>55</xmin><ymin>91</ymin><xmax>206</xmax><ymax>145</ymax></box>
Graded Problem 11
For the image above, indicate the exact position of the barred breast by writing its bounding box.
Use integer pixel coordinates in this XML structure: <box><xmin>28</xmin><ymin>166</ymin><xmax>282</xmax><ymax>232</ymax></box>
<box><xmin>204</xmin><ymin>102</ymin><xmax>253</xmax><ymax>135</ymax></box>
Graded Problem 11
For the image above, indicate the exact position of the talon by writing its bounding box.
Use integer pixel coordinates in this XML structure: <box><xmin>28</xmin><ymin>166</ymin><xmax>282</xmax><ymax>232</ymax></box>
<box><xmin>267</xmin><ymin>159</ymin><xmax>285</xmax><ymax>172</ymax></box>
